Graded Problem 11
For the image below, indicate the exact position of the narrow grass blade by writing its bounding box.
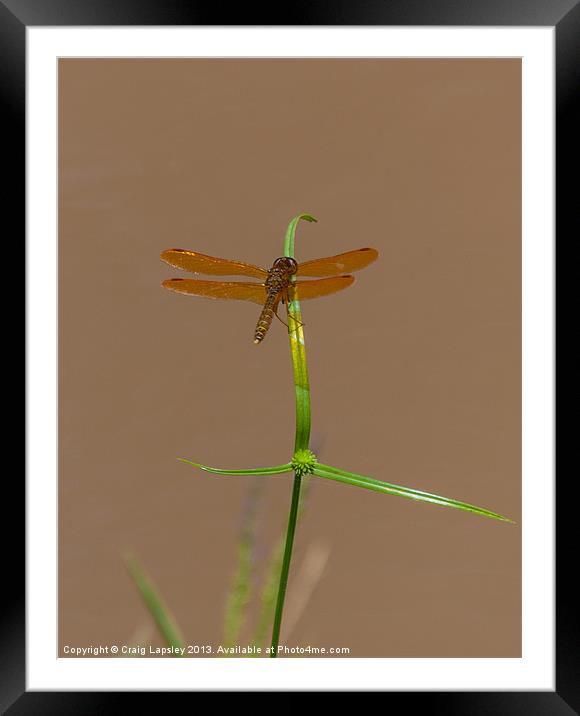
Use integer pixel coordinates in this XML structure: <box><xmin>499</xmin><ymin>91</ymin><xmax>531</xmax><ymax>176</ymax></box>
<box><xmin>313</xmin><ymin>463</ymin><xmax>514</xmax><ymax>523</ymax></box>
<box><xmin>222</xmin><ymin>479</ymin><xmax>263</xmax><ymax>650</ymax></box>
<box><xmin>124</xmin><ymin>553</ymin><xmax>186</xmax><ymax>654</ymax></box>
<box><xmin>178</xmin><ymin>458</ymin><xmax>292</xmax><ymax>476</ymax></box>
<box><xmin>251</xmin><ymin>536</ymin><xmax>285</xmax><ymax>655</ymax></box>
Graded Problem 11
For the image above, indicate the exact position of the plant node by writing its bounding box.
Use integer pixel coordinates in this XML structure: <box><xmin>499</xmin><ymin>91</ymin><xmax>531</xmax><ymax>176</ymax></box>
<box><xmin>291</xmin><ymin>449</ymin><xmax>318</xmax><ymax>478</ymax></box>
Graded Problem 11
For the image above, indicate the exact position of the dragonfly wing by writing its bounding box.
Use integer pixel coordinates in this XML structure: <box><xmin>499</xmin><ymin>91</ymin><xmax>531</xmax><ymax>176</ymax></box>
<box><xmin>162</xmin><ymin>279</ymin><xmax>267</xmax><ymax>305</ymax></box>
<box><xmin>297</xmin><ymin>248</ymin><xmax>378</xmax><ymax>277</ymax></box>
<box><xmin>161</xmin><ymin>249</ymin><xmax>268</xmax><ymax>279</ymax></box>
<box><xmin>290</xmin><ymin>276</ymin><xmax>355</xmax><ymax>301</ymax></box>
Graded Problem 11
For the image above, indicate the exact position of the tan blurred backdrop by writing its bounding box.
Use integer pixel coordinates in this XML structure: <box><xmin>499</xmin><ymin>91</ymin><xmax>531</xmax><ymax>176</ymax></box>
<box><xmin>58</xmin><ymin>58</ymin><xmax>521</xmax><ymax>658</ymax></box>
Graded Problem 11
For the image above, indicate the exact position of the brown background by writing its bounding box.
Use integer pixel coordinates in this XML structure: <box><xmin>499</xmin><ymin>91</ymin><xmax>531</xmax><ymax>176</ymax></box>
<box><xmin>59</xmin><ymin>59</ymin><xmax>521</xmax><ymax>658</ymax></box>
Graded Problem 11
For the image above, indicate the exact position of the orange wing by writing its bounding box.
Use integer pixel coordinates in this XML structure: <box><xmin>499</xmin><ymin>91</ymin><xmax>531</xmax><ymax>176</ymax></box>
<box><xmin>161</xmin><ymin>249</ymin><xmax>268</xmax><ymax>279</ymax></box>
<box><xmin>162</xmin><ymin>278</ymin><xmax>267</xmax><ymax>305</ymax></box>
<box><xmin>297</xmin><ymin>248</ymin><xmax>378</xmax><ymax>277</ymax></box>
<box><xmin>290</xmin><ymin>275</ymin><xmax>355</xmax><ymax>301</ymax></box>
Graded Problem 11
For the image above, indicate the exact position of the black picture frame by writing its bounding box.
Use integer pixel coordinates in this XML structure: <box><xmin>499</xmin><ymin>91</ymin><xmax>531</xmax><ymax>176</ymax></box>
<box><xmin>8</xmin><ymin>0</ymin><xmax>572</xmax><ymax>710</ymax></box>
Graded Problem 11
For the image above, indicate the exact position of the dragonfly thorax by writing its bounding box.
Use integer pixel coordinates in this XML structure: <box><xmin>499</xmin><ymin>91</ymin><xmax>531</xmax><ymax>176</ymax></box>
<box><xmin>265</xmin><ymin>257</ymin><xmax>298</xmax><ymax>294</ymax></box>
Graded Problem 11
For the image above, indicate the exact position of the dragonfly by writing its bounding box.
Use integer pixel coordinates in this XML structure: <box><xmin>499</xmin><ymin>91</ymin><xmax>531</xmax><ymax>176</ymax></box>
<box><xmin>160</xmin><ymin>246</ymin><xmax>379</xmax><ymax>344</ymax></box>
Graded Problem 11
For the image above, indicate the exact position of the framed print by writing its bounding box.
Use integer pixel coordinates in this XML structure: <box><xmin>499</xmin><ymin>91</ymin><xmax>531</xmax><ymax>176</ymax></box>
<box><xmin>8</xmin><ymin>0</ymin><xmax>573</xmax><ymax>710</ymax></box>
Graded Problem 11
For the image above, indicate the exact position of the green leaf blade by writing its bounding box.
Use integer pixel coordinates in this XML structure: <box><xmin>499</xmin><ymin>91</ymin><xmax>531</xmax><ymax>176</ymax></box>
<box><xmin>313</xmin><ymin>463</ymin><xmax>514</xmax><ymax>523</ymax></box>
<box><xmin>178</xmin><ymin>458</ymin><xmax>292</xmax><ymax>476</ymax></box>
<box><xmin>283</xmin><ymin>213</ymin><xmax>317</xmax><ymax>260</ymax></box>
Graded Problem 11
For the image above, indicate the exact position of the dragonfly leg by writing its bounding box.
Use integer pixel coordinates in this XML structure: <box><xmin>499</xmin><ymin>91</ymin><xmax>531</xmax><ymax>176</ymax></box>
<box><xmin>273</xmin><ymin>303</ymin><xmax>290</xmax><ymax>329</ymax></box>
<box><xmin>281</xmin><ymin>288</ymin><xmax>305</xmax><ymax>335</ymax></box>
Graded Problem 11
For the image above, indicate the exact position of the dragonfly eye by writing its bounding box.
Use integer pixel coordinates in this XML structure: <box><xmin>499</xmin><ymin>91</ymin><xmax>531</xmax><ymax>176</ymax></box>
<box><xmin>273</xmin><ymin>257</ymin><xmax>298</xmax><ymax>274</ymax></box>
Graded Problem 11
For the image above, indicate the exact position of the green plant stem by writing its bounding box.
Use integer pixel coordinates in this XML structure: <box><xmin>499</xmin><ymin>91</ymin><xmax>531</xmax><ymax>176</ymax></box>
<box><xmin>285</xmin><ymin>213</ymin><xmax>315</xmax><ymax>452</ymax></box>
<box><xmin>252</xmin><ymin>476</ymin><xmax>312</xmax><ymax>653</ymax></box>
<box><xmin>269</xmin><ymin>470</ymin><xmax>302</xmax><ymax>657</ymax></box>
<box><xmin>270</xmin><ymin>213</ymin><xmax>316</xmax><ymax>658</ymax></box>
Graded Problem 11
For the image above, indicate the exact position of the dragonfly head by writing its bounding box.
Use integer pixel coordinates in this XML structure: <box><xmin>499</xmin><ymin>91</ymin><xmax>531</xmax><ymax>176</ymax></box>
<box><xmin>272</xmin><ymin>257</ymin><xmax>298</xmax><ymax>275</ymax></box>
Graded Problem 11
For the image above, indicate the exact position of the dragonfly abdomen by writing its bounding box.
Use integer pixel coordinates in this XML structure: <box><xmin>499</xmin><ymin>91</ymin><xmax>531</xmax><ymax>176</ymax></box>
<box><xmin>254</xmin><ymin>292</ymin><xmax>280</xmax><ymax>344</ymax></box>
